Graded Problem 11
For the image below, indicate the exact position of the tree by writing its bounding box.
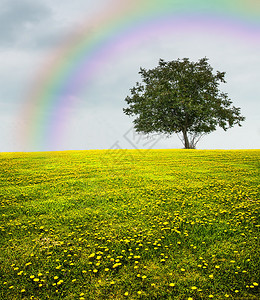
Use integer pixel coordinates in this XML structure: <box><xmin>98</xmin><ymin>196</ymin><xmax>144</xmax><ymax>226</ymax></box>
<box><xmin>123</xmin><ymin>58</ymin><xmax>245</xmax><ymax>149</ymax></box>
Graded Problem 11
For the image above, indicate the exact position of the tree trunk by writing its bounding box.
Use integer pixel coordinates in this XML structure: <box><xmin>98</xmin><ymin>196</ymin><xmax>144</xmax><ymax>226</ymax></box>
<box><xmin>182</xmin><ymin>129</ymin><xmax>190</xmax><ymax>149</ymax></box>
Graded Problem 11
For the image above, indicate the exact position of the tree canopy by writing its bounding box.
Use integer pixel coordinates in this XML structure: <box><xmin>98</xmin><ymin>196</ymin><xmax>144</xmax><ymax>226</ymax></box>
<box><xmin>123</xmin><ymin>57</ymin><xmax>245</xmax><ymax>149</ymax></box>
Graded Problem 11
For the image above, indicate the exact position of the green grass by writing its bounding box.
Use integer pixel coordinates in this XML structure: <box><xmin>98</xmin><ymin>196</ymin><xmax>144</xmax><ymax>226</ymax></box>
<box><xmin>0</xmin><ymin>149</ymin><xmax>259</xmax><ymax>299</ymax></box>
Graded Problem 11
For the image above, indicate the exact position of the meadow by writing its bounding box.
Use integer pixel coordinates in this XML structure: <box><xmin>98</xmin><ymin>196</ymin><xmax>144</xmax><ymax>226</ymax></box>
<box><xmin>0</xmin><ymin>149</ymin><xmax>259</xmax><ymax>300</ymax></box>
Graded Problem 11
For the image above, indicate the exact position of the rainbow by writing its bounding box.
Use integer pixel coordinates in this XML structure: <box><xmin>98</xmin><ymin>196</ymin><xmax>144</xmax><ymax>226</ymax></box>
<box><xmin>20</xmin><ymin>0</ymin><xmax>260</xmax><ymax>151</ymax></box>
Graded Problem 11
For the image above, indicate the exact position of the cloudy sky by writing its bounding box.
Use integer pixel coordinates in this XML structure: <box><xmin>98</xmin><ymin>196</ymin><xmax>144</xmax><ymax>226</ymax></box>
<box><xmin>0</xmin><ymin>0</ymin><xmax>259</xmax><ymax>152</ymax></box>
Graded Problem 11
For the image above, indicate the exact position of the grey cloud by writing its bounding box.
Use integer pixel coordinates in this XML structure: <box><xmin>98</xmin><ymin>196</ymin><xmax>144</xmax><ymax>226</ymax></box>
<box><xmin>0</xmin><ymin>0</ymin><xmax>52</xmax><ymax>47</ymax></box>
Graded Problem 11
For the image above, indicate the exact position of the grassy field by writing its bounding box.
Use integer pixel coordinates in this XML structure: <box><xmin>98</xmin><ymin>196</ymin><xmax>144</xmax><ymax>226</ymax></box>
<box><xmin>0</xmin><ymin>149</ymin><xmax>259</xmax><ymax>300</ymax></box>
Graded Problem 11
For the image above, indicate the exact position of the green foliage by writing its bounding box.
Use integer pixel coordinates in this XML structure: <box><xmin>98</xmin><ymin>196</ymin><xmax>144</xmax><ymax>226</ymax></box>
<box><xmin>123</xmin><ymin>58</ymin><xmax>245</xmax><ymax>148</ymax></box>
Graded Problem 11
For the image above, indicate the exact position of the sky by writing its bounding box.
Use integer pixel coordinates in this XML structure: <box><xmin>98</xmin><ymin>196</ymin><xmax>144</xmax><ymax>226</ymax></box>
<box><xmin>0</xmin><ymin>0</ymin><xmax>259</xmax><ymax>152</ymax></box>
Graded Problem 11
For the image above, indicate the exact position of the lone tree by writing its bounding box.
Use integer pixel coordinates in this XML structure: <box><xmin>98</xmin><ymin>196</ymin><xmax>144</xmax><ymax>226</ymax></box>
<box><xmin>123</xmin><ymin>58</ymin><xmax>245</xmax><ymax>149</ymax></box>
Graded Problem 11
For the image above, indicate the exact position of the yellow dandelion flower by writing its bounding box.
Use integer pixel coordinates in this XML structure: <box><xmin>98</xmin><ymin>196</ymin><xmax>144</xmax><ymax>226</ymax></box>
<box><xmin>169</xmin><ymin>283</ymin><xmax>175</xmax><ymax>287</ymax></box>
<box><xmin>88</xmin><ymin>253</ymin><xmax>95</xmax><ymax>259</ymax></box>
<box><xmin>124</xmin><ymin>292</ymin><xmax>129</xmax><ymax>296</ymax></box>
<box><xmin>191</xmin><ymin>286</ymin><xmax>197</xmax><ymax>290</ymax></box>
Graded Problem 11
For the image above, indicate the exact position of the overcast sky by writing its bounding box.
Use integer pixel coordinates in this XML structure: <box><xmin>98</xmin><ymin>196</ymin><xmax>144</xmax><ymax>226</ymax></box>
<box><xmin>0</xmin><ymin>0</ymin><xmax>259</xmax><ymax>152</ymax></box>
